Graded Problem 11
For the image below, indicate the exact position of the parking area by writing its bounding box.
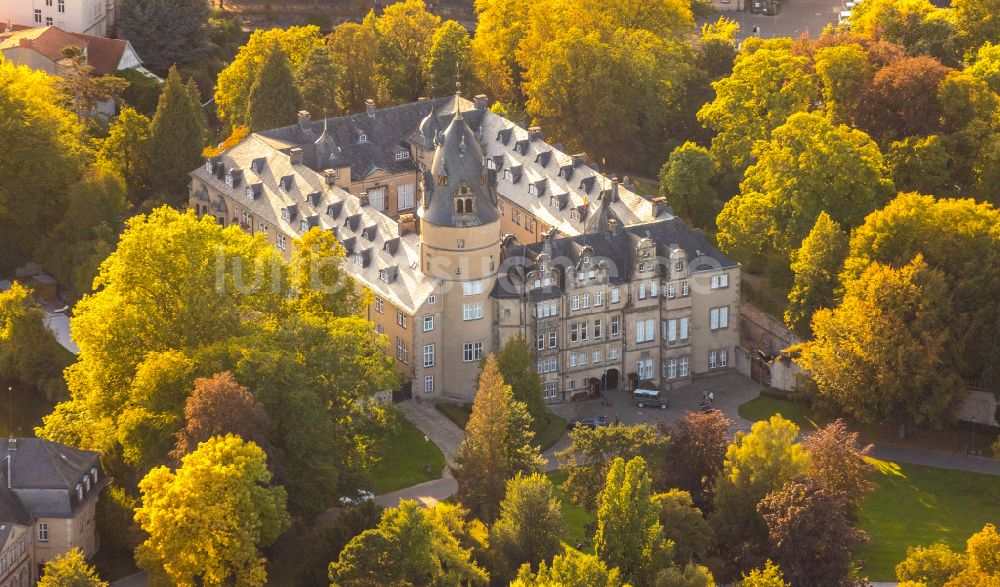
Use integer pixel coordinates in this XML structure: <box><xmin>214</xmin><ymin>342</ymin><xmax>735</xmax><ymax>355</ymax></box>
<box><xmin>703</xmin><ymin>0</ymin><xmax>846</xmax><ymax>42</ymax></box>
<box><xmin>548</xmin><ymin>371</ymin><xmax>761</xmax><ymax>434</ymax></box>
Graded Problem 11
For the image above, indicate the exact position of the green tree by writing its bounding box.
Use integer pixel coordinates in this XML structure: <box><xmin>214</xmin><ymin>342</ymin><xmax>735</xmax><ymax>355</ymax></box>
<box><xmin>758</xmin><ymin>478</ymin><xmax>867</xmax><ymax>587</ymax></box>
<box><xmin>492</xmin><ymin>333</ymin><xmax>547</xmax><ymax>427</ymax></box>
<box><xmin>947</xmin><ymin>523</ymin><xmax>1000</xmax><ymax>585</ymax></box>
<box><xmin>0</xmin><ymin>283</ymin><xmax>71</xmax><ymax>399</ymax></box>
<box><xmin>248</xmin><ymin>42</ymin><xmax>303</xmax><ymax>132</ymax></box>
<box><xmin>659</xmin><ymin>410</ymin><xmax>731</xmax><ymax>512</ymax></box>
<box><xmin>785</xmin><ymin>212</ymin><xmax>849</xmax><ymax>337</ymax></box>
<box><xmin>425</xmin><ymin>20</ymin><xmax>475</xmax><ymax>97</ymax></box>
<box><xmin>147</xmin><ymin>67</ymin><xmax>204</xmax><ymax>207</ymax></box>
<box><xmin>840</xmin><ymin>193</ymin><xmax>1000</xmax><ymax>388</ymax></box>
<box><xmin>896</xmin><ymin>543</ymin><xmax>966</xmax><ymax>587</ymax></box>
<box><xmin>0</xmin><ymin>59</ymin><xmax>87</xmax><ymax>274</ymax></box>
<box><xmin>512</xmin><ymin>547</ymin><xmax>624</xmax><ymax>587</ymax></box>
<box><xmin>595</xmin><ymin>456</ymin><xmax>671</xmax><ymax>585</ymax></box>
<box><xmin>327</xmin><ymin>20</ymin><xmax>387</xmax><ymax>113</ymax></box>
<box><xmin>38</xmin><ymin>548</ymin><xmax>107</xmax><ymax>587</ymax></box>
<box><xmin>375</xmin><ymin>0</ymin><xmax>441</xmax><ymax>102</ymax></box>
<box><xmin>653</xmin><ymin>490</ymin><xmax>714</xmax><ymax>564</ymax></box>
<box><xmin>118</xmin><ymin>0</ymin><xmax>209</xmax><ymax>70</ymax></box>
<box><xmin>799</xmin><ymin>256</ymin><xmax>961</xmax><ymax>436</ymax></box>
<box><xmin>288</xmin><ymin>228</ymin><xmax>366</xmax><ymax>319</ymax></box>
<box><xmin>849</xmin><ymin>0</ymin><xmax>959</xmax><ymax>65</ymax></box>
<box><xmin>135</xmin><ymin>434</ymin><xmax>290</xmax><ymax>586</ymax></box>
<box><xmin>329</xmin><ymin>500</ymin><xmax>488</xmax><ymax>586</ymax></box>
<box><xmin>709</xmin><ymin>416</ymin><xmax>810</xmax><ymax>577</ymax></box>
<box><xmin>57</xmin><ymin>45</ymin><xmax>129</xmax><ymax>122</ymax></box>
<box><xmin>557</xmin><ymin>423</ymin><xmax>667</xmax><ymax>510</ymax></box>
<box><xmin>886</xmin><ymin>135</ymin><xmax>952</xmax><ymax>197</ymax></box>
<box><xmin>658</xmin><ymin>142</ymin><xmax>719</xmax><ymax>228</ymax></box>
<box><xmin>453</xmin><ymin>354</ymin><xmax>544</xmax><ymax>522</ymax></box>
<box><xmin>717</xmin><ymin>112</ymin><xmax>893</xmax><ymax>262</ymax></box>
<box><xmin>739</xmin><ymin>560</ymin><xmax>790</xmax><ymax>587</ymax></box>
<box><xmin>214</xmin><ymin>26</ymin><xmax>323</xmax><ymax>127</ymax></box>
<box><xmin>953</xmin><ymin>0</ymin><xmax>1000</xmax><ymax>55</ymax></box>
<box><xmin>697</xmin><ymin>17</ymin><xmax>739</xmax><ymax>79</ymax></box>
<box><xmin>968</xmin><ymin>42</ymin><xmax>1000</xmax><ymax>94</ymax></box>
<box><xmin>97</xmin><ymin>107</ymin><xmax>151</xmax><ymax>207</ymax></box>
<box><xmin>813</xmin><ymin>43</ymin><xmax>873</xmax><ymax>125</ymax></box>
<box><xmin>294</xmin><ymin>44</ymin><xmax>344</xmax><ymax>119</ymax></box>
<box><xmin>698</xmin><ymin>40</ymin><xmax>817</xmax><ymax>175</ymax></box>
<box><xmin>489</xmin><ymin>472</ymin><xmax>564</xmax><ymax>581</ymax></box>
<box><xmin>655</xmin><ymin>563</ymin><xmax>716</xmax><ymax>587</ymax></box>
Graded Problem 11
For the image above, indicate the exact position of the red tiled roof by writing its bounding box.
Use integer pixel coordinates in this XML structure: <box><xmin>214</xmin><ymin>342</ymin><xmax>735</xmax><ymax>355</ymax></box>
<box><xmin>0</xmin><ymin>26</ymin><xmax>127</xmax><ymax>75</ymax></box>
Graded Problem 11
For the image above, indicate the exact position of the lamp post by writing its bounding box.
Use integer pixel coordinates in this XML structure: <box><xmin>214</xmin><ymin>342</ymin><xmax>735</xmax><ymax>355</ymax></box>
<box><xmin>7</xmin><ymin>385</ymin><xmax>11</xmax><ymax>437</ymax></box>
<box><xmin>423</xmin><ymin>435</ymin><xmax>431</xmax><ymax>476</ymax></box>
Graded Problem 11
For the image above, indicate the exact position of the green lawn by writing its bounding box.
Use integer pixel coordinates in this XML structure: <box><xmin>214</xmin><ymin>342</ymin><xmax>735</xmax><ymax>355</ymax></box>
<box><xmin>370</xmin><ymin>414</ymin><xmax>446</xmax><ymax>494</ymax></box>
<box><xmin>858</xmin><ymin>462</ymin><xmax>1000</xmax><ymax>580</ymax></box>
<box><xmin>546</xmin><ymin>470</ymin><xmax>595</xmax><ymax>551</ymax></box>
<box><xmin>737</xmin><ymin>395</ymin><xmax>825</xmax><ymax>432</ymax></box>
<box><xmin>738</xmin><ymin>395</ymin><xmax>1000</xmax><ymax>581</ymax></box>
<box><xmin>435</xmin><ymin>402</ymin><xmax>566</xmax><ymax>451</ymax></box>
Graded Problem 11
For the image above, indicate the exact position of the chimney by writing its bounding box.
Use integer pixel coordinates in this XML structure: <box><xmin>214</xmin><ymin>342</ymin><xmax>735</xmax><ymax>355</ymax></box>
<box><xmin>297</xmin><ymin>110</ymin><xmax>311</xmax><ymax>130</ymax></box>
<box><xmin>289</xmin><ymin>147</ymin><xmax>303</xmax><ymax>166</ymax></box>
<box><xmin>19</xmin><ymin>38</ymin><xmax>31</xmax><ymax>48</ymax></box>
<box><xmin>652</xmin><ymin>196</ymin><xmax>668</xmax><ymax>217</ymax></box>
<box><xmin>474</xmin><ymin>94</ymin><xmax>488</xmax><ymax>110</ymax></box>
<box><xmin>399</xmin><ymin>213</ymin><xmax>416</xmax><ymax>235</ymax></box>
<box><xmin>323</xmin><ymin>169</ymin><xmax>337</xmax><ymax>186</ymax></box>
<box><xmin>358</xmin><ymin>191</ymin><xmax>369</xmax><ymax>207</ymax></box>
<box><xmin>571</xmin><ymin>153</ymin><xmax>588</xmax><ymax>167</ymax></box>
<box><xmin>528</xmin><ymin>126</ymin><xmax>543</xmax><ymax>141</ymax></box>
<box><xmin>610</xmin><ymin>178</ymin><xmax>619</xmax><ymax>202</ymax></box>
<box><xmin>608</xmin><ymin>218</ymin><xmax>619</xmax><ymax>234</ymax></box>
<box><xmin>365</xmin><ymin>99</ymin><xmax>376</xmax><ymax>118</ymax></box>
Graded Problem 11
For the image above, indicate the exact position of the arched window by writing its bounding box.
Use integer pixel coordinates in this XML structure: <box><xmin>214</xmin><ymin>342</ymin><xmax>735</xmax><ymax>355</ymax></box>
<box><xmin>456</xmin><ymin>199</ymin><xmax>466</xmax><ymax>214</ymax></box>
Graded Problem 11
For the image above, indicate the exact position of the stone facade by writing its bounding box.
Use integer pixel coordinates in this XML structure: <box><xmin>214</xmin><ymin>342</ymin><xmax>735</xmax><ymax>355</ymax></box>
<box><xmin>188</xmin><ymin>95</ymin><xmax>740</xmax><ymax>401</ymax></box>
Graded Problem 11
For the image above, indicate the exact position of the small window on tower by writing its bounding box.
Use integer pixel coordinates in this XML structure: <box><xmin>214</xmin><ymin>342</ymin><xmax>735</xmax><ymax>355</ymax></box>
<box><xmin>438</xmin><ymin>175</ymin><xmax>449</xmax><ymax>186</ymax></box>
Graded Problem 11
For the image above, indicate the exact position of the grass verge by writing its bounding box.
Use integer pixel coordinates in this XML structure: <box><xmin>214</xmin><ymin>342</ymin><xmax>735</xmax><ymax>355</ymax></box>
<box><xmin>435</xmin><ymin>402</ymin><xmax>566</xmax><ymax>451</ymax></box>
<box><xmin>737</xmin><ymin>395</ymin><xmax>826</xmax><ymax>432</ymax></box>
<box><xmin>370</xmin><ymin>414</ymin><xmax>445</xmax><ymax>494</ymax></box>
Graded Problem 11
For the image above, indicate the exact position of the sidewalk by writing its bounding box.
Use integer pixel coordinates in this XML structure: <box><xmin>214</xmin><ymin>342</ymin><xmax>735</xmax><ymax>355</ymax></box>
<box><xmin>869</xmin><ymin>444</ymin><xmax>1000</xmax><ymax>476</ymax></box>
<box><xmin>397</xmin><ymin>398</ymin><xmax>465</xmax><ymax>472</ymax></box>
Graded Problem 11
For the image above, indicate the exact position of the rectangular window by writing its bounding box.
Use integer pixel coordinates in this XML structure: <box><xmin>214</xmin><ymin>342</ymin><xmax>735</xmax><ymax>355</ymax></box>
<box><xmin>543</xmin><ymin>382</ymin><xmax>558</xmax><ymax>399</ymax></box>
<box><xmin>680</xmin><ymin>356</ymin><xmax>689</xmax><ymax>377</ymax></box>
<box><xmin>582</xmin><ymin>293</ymin><xmax>589</xmax><ymax>309</ymax></box>
<box><xmin>463</xmin><ymin>303</ymin><xmax>484</xmax><ymax>321</ymax></box>
<box><xmin>396</xmin><ymin>338</ymin><xmax>408</xmax><ymax>363</ymax></box>
<box><xmin>374</xmin><ymin>297</ymin><xmax>384</xmax><ymax>313</ymax></box>
<box><xmin>425</xmin><ymin>375</ymin><xmax>435</xmax><ymax>393</ymax></box>
<box><xmin>428</xmin><ymin>294</ymin><xmax>436</xmax><ymax>305</ymax></box>
<box><xmin>609</xmin><ymin>347</ymin><xmax>619</xmax><ymax>360</ymax></box>
<box><xmin>594</xmin><ymin>291</ymin><xmax>603</xmax><ymax>306</ymax></box>
<box><xmin>611</xmin><ymin>315</ymin><xmax>620</xmax><ymax>336</ymax></box>
<box><xmin>594</xmin><ymin>319</ymin><xmax>602</xmax><ymax>339</ymax></box>
<box><xmin>38</xmin><ymin>523</ymin><xmax>48</xmax><ymax>541</ymax></box>
<box><xmin>637</xmin><ymin>358</ymin><xmax>653</xmax><ymax>379</ymax></box>
<box><xmin>682</xmin><ymin>281</ymin><xmax>690</xmax><ymax>296</ymax></box>
<box><xmin>549</xmin><ymin>331</ymin><xmax>557</xmax><ymax>347</ymax></box>
<box><xmin>667</xmin><ymin>358</ymin><xmax>677</xmax><ymax>379</ymax></box>
<box><xmin>650</xmin><ymin>281</ymin><xmax>658</xmax><ymax>297</ymax></box>
<box><xmin>593</xmin><ymin>349</ymin><xmax>601</xmax><ymax>364</ymax></box>
<box><xmin>680</xmin><ymin>317</ymin><xmax>689</xmax><ymax>340</ymax></box>
<box><xmin>571</xmin><ymin>296</ymin><xmax>579</xmax><ymax>311</ymax></box>
<box><xmin>423</xmin><ymin>315</ymin><xmax>434</xmax><ymax>331</ymax></box>
<box><xmin>569</xmin><ymin>379</ymin><xmax>576</xmax><ymax>390</ymax></box>
<box><xmin>375</xmin><ymin>324</ymin><xmax>384</xmax><ymax>335</ymax></box>
<box><xmin>580</xmin><ymin>322</ymin><xmax>588</xmax><ymax>341</ymax></box>
<box><xmin>537</xmin><ymin>334</ymin><xmax>545</xmax><ymax>350</ymax></box>
<box><xmin>666</xmin><ymin>319</ymin><xmax>677</xmax><ymax>342</ymax></box>
<box><xmin>398</xmin><ymin>183</ymin><xmax>415</xmax><ymax>210</ymax></box>
<box><xmin>397</xmin><ymin>311</ymin><xmax>407</xmax><ymax>328</ymax></box>
<box><xmin>276</xmin><ymin>235</ymin><xmax>287</xmax><ymax>251</ymax></box>
<box><xmin>578</xmin><ymin>352</ymin><xmax>587</xmax><ymax>366</ymax></box>
<box><xmin>570</xmin><ymin>323</ymin><xmax>578</xmax><ymax>343</ymax></box>
<box><xmin>526</xmin><ymin>217</ymin><xmax>536</xmax><ymax>232</ymax></box>
<box><xmin>710</xmin><ymin>307</ymin><xmax>729</xmax><ymax>330</ymax></box>
<box><xmin>423</xmin><ymin>344</ymin><xmax>435</xmax><ymax>367</ymax></box>
<box><xmin>368</xmin><ymin>187</ymin><xmax>386</xmax><ymax>211</ymax></box>
<box><xmin>58</xmin><ymin>0</ymin><xmax>65</xmax><ymax>11</ymax></box>
<box><xmin>610</xmin><ymin>288</ymin><xmax>620</xmax><ymax>303</ymax></box>
<box><xmin>638</xmin><ymin>282</ymin><xmax>646</xmax><ymax>300</ymax></box>
<box><xmin>709</xmin><ymin>351</ymin><xmax>718</xmax><ymax>370</ymax></box>
<box><xmin>719</xmin><ymin>348</ymin><xmax>728</xmax><ymax>367</ymax></box>
<box><xmin>569</xmin><ymin>353</ymin><xmax>577</xmax><ymax>367</ymax></box>
<box><xmin>463</xmin><ymin>342</ymin><xmax>483</xmax><ymax>362</ymax></box>
<box><xmin>637</xmin><ymin>318</ymin><xmax>654</xmax><ymax>343</ymax></box>
<box><xmin>667</xmin><ymin>283</ymin><xmax>676</xmax><ymax>298</ymax></box>
<box><xmin>711</xmin><ymin>273</ymin><xmax>730</xmax><ymax>289</ymax></box>
<box><xmin>45</xmin><ymin>16</ymin><xmax>53</xmax><ymax>25</ymax></box>
<box><xmin>34</xmin><ymin>9</ymin><xmax>41</xmax><ymax>22</ymax></box>
<box><xmin>512</xmin><ymin>209</ymin><xmax>521</xmax><ymax>225</ymax></box>
<box><xmin>462</xmin><ymin>280</ymin><xmax>484</xmax><ymax>296</ymax></box>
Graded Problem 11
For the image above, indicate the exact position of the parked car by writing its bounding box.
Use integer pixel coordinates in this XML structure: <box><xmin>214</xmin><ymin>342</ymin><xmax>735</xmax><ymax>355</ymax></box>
<box><xmin>338</xmin><ymin>489</ymin><xmax>375</xmax><ymax>507</ymax></box>
<box><xmin>633</xmin><ymin>388</ymin><xmax>668</xmax><ymax>410</ymax></box>
<box><xmin>568</xmin><ymin>415</ymin><xmax>609</xmax><ymax>430</ymax></box>
<box><xmin>839</xmin><ymin>10</ymin><xmax>852</xmax><ymax>26</ymax></box>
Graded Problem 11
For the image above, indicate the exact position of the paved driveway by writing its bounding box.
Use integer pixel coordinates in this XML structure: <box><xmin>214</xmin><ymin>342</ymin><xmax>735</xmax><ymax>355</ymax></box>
<box><xmin>703</xmin><ymin>0</ymin><xmax>846</xmax><ymax>42</ymax></box>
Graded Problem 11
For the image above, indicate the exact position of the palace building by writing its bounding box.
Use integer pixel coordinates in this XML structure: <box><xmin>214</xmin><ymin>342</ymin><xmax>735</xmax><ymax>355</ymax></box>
<box><xmin>188</xmin><ymin>94</ymin><xmax>740</xmax><ymax>401</ymax></box>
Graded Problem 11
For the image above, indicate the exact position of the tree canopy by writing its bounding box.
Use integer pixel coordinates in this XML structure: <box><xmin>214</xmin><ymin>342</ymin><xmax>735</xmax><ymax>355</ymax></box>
<box><xmin>38</xmin><ymin>548</ymin><xmax>107</xmax><ymax>587</ymax></box>
<box><xmin>147</xmin><ymin>67</ymin><xmax>205</xmax><ymax>207</ymax></box>
<box><xmin>118</xmin><ymin>0</ymin><xmax>209</xmax><ymax>70</ymax></box>
<box><xmin>248</xmin><ymin>42</ymin><xmax>303</xmax><ymax>132</ymax></box>
<box><xmin>489</xmin><ymin>472</ymin><xmax>564</xmax><ymax>582</ymax></box>
<box><xmin>785</xmin><ymin>212</ymin><xmax>849</xmax><ymax>337</ymax></box>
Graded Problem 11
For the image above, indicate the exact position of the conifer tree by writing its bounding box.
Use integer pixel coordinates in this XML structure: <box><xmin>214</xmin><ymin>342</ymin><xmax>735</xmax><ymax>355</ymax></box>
<box><xmin>147</xmin><ymin>66</ymin><xmax>205</xmax><ymax>208</ymax></box>
<box><xmin>97</xmin><ymin>107</ymin><xmax>151</xmax><ymax>207</ymax></box>
<box><xmin>785</xmin><ymin>211</ymin><xmax>849</xmax><ymax>337</ymax></box>
<box><xmin>492</xmin><ymin>333</ymin><xmax>548</xmax><ymax>427</ymax></box>
<box><xmin>489</xmin><ymin>473</ymin><xmax>564</xmax><ymax>581</ymax></box>
<box><xmin>248</xmin><ymin>42</ymin><xmax>303</xmax><ymax>132</ymax></box>
<box><xmin>118</xmin><ymin>0</ymin><xmax>209</xmax><ymax>70</ymax></box>
<box><xmin>294</xmin><ymin>44</ymin><xmax>344</xmax><ymax>119</ymax></box>
<box><xmin>453</xmin><ymin>354</ymin><xmax>544</xmax><ymax>522</ymax></box>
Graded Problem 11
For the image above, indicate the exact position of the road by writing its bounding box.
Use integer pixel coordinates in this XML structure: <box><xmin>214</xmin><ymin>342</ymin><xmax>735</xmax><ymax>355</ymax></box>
<box><xmin>703</xmin><ymin>0</ymin><xmax>846</xmax><ymax>42</ymax></box>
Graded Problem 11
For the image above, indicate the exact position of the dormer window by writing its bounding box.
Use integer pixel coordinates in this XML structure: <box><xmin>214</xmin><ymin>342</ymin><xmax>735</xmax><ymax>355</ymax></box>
<box><xmin>395</xmin><ymin>149</ymin><xmax>410</xmax><ymax>160</ymax></box>
<box><xmin>92</xmin><ymin>467</ymin><xmax>98</xmax><ymax>483</ymax></box>
<box><xmin>300</xmin><ymin>220</ymin><xmax>308</xmax><ymax>232</ymax></box>
<box><xmin>204</xmin><ymin>160</ymin><xmax>213</xmax><ymax>173</ymax></box>
<box><xmin>225</xmin><ymin>172</ymin><xmax>234</xmax><ymax>187</ymax></box>
<box><xmin>76</xmin><ymin>483</ymin><xmax>83</xmax><ymax>501</ymax></box>
<box><xmin>456</xmin><ymin>198</ymin><xmax>473</xmax><ymax>214</ymax></box>
<box><xmin>359</xmin><ymin>133</ymin><xmax>368</xmax><ymax>143</ymax></box>
<box><xmin>486</xmin><ymin>157</ymin><xmax>497</xmax><ymax>170</ymax></box>
<box><xmin>282</xmin><ymin>209</ymin><xmax>291</xmax><ymax>221</ymax></box>
<box><xmin>503</xmin><ymin>169</ymin><xmax>513</xmax><ymax>182</ymax></box>
<box><xmin>246</xmin><ymin>186</ymin><xmax>254</xmax><ymax>198</ymax></box>
<box><xmin>528</xmin><ymin>184</ymin><xmax>538</xmax><ymax>196</ymax></box>
<box><xmin>380</xmin><ymin>269</ymin><xmax>389</xmax><ymax>282</ymax></box>
<box><xmin>674</xmin><ymin>260</ymin><xmax>684</xmax><ymax>272</ymax></box>
<box><xmin>437</xmin><ymin>175</ymin><xmax>449</xmax><ymax>186</ymax></box>
<box><xmin>84</xmin><ymin>475</ymin><xmax>91</xmax><ymax>491</ymax></box>
<box><xmin>355</xmin><ymin>253</ymin><xmax>364</xmax><ymax>265</ymax></box>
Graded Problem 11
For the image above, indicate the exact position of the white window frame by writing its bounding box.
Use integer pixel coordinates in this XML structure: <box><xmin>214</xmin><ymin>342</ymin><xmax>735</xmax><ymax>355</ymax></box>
<box><xmin>719</xmin><ymin>348</ymin><xmax>728</xmax><ymax>368</ymax></box>
<box><xmin>462</xmin><ymin>280</ymin><xmax>484</xmax><ymax>296</ymax></box>
<box><xmin>398</xmin><ymin>183</ymin><xmax>415</xmax><ymax>210</ymax></box>
<box><xmin>423</xmin><ymin>315</ymin><xmax>434</xmax><ymax>331</ymax></box>
<box><xmin>463</xmin><ymin>342</ymin><xmax>483</xmax><ymax>362</ymax></box>
<box><xmin>374</xmin><ymin>296</ymin><xmax>384</xmax><ymax>313</ymax></box>
<box><xmin>611</xmin><ymin>315</ymin><xmax>620</xmax><ymax>337</ymax></box>
<box><xmin>38</xmin><ymin>523</ymin><xmax>48</xmax><ymax>542</ymax></box>
<box><xmin>610</xmin><ymin>288</ymin><xmax>620</xmax><ymax>303</ymax></box>
<box><xmin>571</xmin><ymin>296</ymin><xmax>579</xmax><ymax>311</ymax></box>
<box><xmin>594</xmin><ymin>319</ymin><xmax>602</xmax><ymax>339</ymax></box>
<box><xmin>667</xmin><ymin>358</ymin><xmax>677</xmax><ymax>379</ymax></box>
<box><xmin>396</xmin><ymin>338</ymin><xmax>408</xmax><ymax>363</ymax></box>
<box><xmin>709</xmin><ymin>350</ymin><xmax>718</xmax><ymax>370</ymax></box>
<box><xmin>582</xmin><ymin>293</ymin><xmax>590</xmax><ymax>309</ymax></box>
<box><xmin>425</xmin><ymin>375</ymin><xmax>435</xmax><ymax>393</ymax></box>
<box><xmin>710</xmin><ymin>307</ymin><xmax>729</xmax><ymax>330</ymax></box>
<box><xmin>549</xmin><ymin>331</ymin><xmax>558</xmax><ymax>347</ymax></box>
<box><xmin>537</xmin><ymin>334</ymin><xmax>545</xmax><ymax>350</ymax></box>
<box><xmin>423</xmin><ymin>344</ymin><xmax>435</xmax><ymax>367</ymax></box>
<box><xmin>680</xmin><ymin>317</ymin><xmax>689</xmax><ymax>340</ymax></box>
<box><xmin>462</xmin><ymin>302</ymin><xmax>484</xmax><ymax>321</ymax></box>
<box><xmin>680</xmin><ymin>356</ymin><xmax>689</xmax><ymax>377</ymax></box>
<box><xmin>594</xmin><ymin>291</ymin><xmax>603</xmax><ymax>306</ymax></box>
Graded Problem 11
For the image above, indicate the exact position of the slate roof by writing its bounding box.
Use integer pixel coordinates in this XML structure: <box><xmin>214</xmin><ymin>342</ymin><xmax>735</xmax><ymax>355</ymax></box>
<box><xmin>494</xmin><ymin>218</ymin><xmax>737</xmax><ymax>299</ymax></box>
<box><xmin>0</xmin><ymin>26</ymin><xmax>129</xmax><ymax>75</ymax></box>
<box><xmin>2</xmin><ymin>438</ymin><xmax>105</xmax><ymax>518</ymax></box>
